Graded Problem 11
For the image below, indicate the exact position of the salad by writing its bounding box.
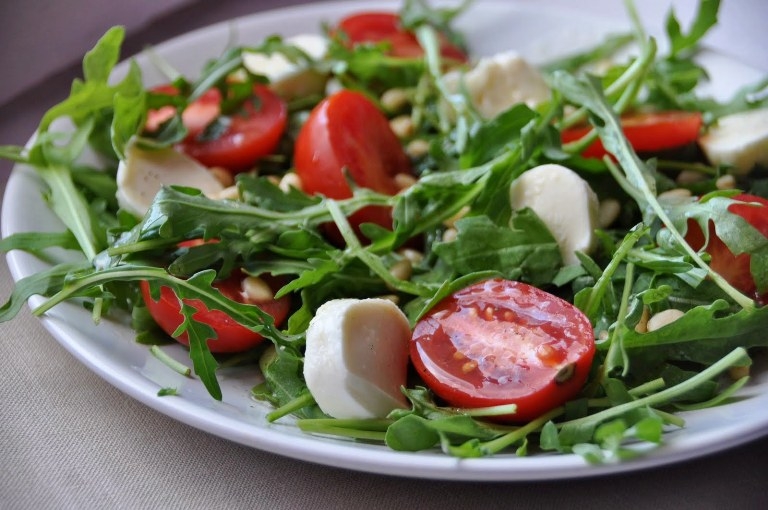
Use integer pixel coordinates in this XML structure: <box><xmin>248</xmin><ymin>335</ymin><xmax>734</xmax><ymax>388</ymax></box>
<box><xmin>1</xmin><ymin>0</ymin><xmax>767</xmax><ymax>465</ymax></box>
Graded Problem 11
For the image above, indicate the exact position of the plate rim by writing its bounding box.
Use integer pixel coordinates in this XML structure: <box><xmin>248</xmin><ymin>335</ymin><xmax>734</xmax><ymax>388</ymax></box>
<box><xmin>3</xmin><ymin>0</ymin><xmax>768</xmax><ymax>481</ymax></box>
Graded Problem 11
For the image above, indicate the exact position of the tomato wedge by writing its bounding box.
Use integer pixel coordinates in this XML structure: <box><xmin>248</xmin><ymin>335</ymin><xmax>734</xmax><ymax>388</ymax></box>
<box><xmin>145</xmin><ymin>84</ymin><xmax>288</xmax><ymax>173</ymax></box>
<box><xmin>140</xmin><ymin>274</ymin><xmax>291</xmax><ymax>354</ymax></box>
<box><xmin>561</xmin><ymin>111</ymin><xmax>703</xmax><ymax>159</ymax></box>
<box><xmin>410</xmin><ymin>278</ymin><xmax>596</xmax><ymax>422</ymax></box>
<box><xmin>293</xmin><ymin>89</ymin><xmax>413</xmax><ymax>236</ymax></box>
<box><xmin>685</xmin><ymin>193</ymin><xmax>768</xmax><ymax>304</ymax></box>
<box><xmin>336</xmin><ymin>12</ymin><xmax>468</xmax><ymax>63</ymax></box>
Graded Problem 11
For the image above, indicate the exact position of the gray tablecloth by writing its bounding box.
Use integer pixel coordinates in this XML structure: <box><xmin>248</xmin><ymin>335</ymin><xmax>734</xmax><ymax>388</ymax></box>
<box><xmin>2</xmin><ymin>1</ymin><xmax>768</xmax><ymax>508</ymax></box>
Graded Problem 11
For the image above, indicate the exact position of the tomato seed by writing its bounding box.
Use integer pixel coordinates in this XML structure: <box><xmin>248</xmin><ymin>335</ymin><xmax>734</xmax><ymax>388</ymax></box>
<box><xmin>554</xmin><ymin>363</ymin><xmax>576</xmax><ymax>384</ymax></box>
<box><xmin>462</xmin><ymin>360</ymin><xmax>478</xmax><ymax>373</ymax></box>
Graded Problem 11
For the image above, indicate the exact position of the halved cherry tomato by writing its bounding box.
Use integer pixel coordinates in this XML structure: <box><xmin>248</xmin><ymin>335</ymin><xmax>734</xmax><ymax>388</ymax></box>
<box><xmin>410</xmin><ymin>278</ymin><xmax>596</xmax><ymax>422</ymax></box>
<box><xmin>145</xmin><ymin>85</ymin><xmax>221</xmax><ymax>135</ymax></box>
<box><xmin>561</xmin><ymin>111</ymin><xmax>703</xmax><ymax>159</ymax></box>
<box><xmin>293</xmin><ymin>89</ymin><xmax>413</xmax><ymax>236</ymax></box>
<box><xmin>685</xmin><ymin>193</ymin><xmax>768</xmax><ymax>304</ymax></box>
<box><xmin>336</xmin><ymin>12</ymin><xmax>468</xmax><ymax>63</ymax></box>
<box><xmin>140</xmin><ymin>273</ymin><xmax>291</xmax><ymax>354</ymax></box>
<box><xmin>145</xmin><ymin>84</ymin><xmax>288</xmax><ymax>173</ymax></box>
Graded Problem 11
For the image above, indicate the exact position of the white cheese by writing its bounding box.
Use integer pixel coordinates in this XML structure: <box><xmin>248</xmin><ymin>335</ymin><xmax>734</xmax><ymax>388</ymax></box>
<box><xmin>444</xmin><ymin>50</ymin><xmax>550</xmax><ymax>119</ymax></box>
<box><xmin>243</xmin><ymin>34</ymin><xmax>328</xmax><ymax>99</ymax></box>
<box><xmin>509</xmin><ymin>163</ymin><xmax>599</xmax><ymax>266</ymax></box>
<box><xmin>116</xmin><ymin>142</ymin><xmax>224</xmax><ymax>218</ymax></box>
<box><xmin>303</xmin><ymin>298</ymin><xmax>412</xmax><ymax>419</ymax></box>
<box><xmin>699</xmin><ymin>107</ymin><xmax>768</xmax><ymax>175</ymax></box>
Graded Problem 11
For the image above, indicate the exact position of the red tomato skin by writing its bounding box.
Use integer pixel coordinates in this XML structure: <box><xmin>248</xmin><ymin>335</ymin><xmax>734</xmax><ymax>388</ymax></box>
<box><xmin>685</xmin><ymin>193</ymin><xmax>768</xmax><ymax>304</ymax></box>
<box><xmin>145</xmin><ymin>86</ymin><xmax>221</xmax><ymax>137</ymax></box>
<box><xmin>336</xmin><ymin>12</ymin><xmax>468</xmax><ymax>63</ymax></box>
<box><xmin>561</xmin><ymin>111</ymin><xmax>703</xmax><ymax>159</ymax></box>
<box><xmin>410</xmin><ymin>279</ymin><xmax>596</xmax><ymax>422</ymax></box>
<box><xmin>140</xmin><ymin>275</ymin><xmax>291</xmax><ymax>354</ymax></box>
<box><xmin>181</xmin><ymin>85</ymin><xmax>288</xmax><ymax>172</ymax></box>
<box><xmin>145</xmin><ymin>84</ymin><xmax>288</xmax><ymax>173</ymax></box>
<box><xmin>293</xmin><ymin>89</ymin><xmax>412</xmax><ymax>234</ymax></box>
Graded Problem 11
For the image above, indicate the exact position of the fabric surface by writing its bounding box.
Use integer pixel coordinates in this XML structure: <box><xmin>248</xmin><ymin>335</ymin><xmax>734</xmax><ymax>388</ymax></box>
<box><xmin>2</xmin><ymin>1</ymin><xmax>768</xmax><ymax>508</ymax></box>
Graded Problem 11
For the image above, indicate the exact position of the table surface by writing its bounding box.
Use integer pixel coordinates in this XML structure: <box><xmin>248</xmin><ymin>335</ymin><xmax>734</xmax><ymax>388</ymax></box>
<box><xmin>2</xmin><ymin>1</ymin><xmax>767</xmax><ymax>508</ymax></box>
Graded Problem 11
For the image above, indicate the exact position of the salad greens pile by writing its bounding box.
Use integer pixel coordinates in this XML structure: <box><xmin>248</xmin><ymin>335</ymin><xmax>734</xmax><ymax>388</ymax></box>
<box><xmin>1</xmin><ymin>0</ymin><xmax>767</xmax><ymax>463</ymax></box>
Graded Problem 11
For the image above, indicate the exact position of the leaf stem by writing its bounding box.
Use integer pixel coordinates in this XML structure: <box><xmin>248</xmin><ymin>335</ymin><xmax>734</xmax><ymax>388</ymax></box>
<box><xmin>150</xmin><ymin>345</ymin><xmax>192</xmax><ymax>376</ymax></box>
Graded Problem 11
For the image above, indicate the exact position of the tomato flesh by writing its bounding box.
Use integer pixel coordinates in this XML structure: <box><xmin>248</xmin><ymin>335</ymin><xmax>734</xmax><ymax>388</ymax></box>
<box><xmin>336</xmin><ymin>12</ymin><xmax>468</xmax><ymax>63</ymax></box>
<box><xmin>410</xmin><ymin>278</ymin><xmax>596</xmax><ymax>422</ymax></box>
<box><xmin>140</xmin><ymin>274</ymin><xmax>291</xmax><ymax>354</ymax></box>
<box><xmin>293</xmin><ymin>89</ymin><xmax>412</xmax><ymax>235</ymax></box>
<box><xmin>561</xmin><ymin>111</ymin><xmax>703</xmax><ymax>159</ymax></box>
<box><xmin>685</xmin><ymin>193</ymin><xmax>768</xmax><ymax>304</ymax></box>
<box><xmin>145</xmin><ymin>84</ymin><xmax>288</xmax><ymax>173</ymax></box>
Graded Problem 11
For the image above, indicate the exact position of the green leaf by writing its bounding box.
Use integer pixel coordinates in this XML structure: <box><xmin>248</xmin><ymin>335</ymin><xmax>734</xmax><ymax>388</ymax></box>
<box><xmin>0</xmin><ymin>263</ymin><xmax>88</xmax><ymax>322</ymax></box>
<box><xmin>432</xmin><ymin>212</ymin><xmax>561</xmax><ymax>286</ymax></box>
<box><xmin>385</xmin><ymin>415</ymin><xmax>440</xmax><ymax>451</ymax></box>
<box><xmin>0</xmin><ymin>231</ymin><xmax>80</xmax><ymax>254</ymax></box>
<box><xmin>665</xmin><ymin>0</ymin><xmax>719</xmax><ymax>57</ymax></box>
<box><xmin>82</xmin><ymin>26</ymin><xmax>125</xmax><ymax>83</ymax></box>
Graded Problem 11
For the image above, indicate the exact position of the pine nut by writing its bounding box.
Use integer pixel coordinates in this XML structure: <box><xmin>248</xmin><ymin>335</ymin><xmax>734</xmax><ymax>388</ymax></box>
<box><xmin>658</xmin><ymin>188</ymin><xmax>692</xmax><ymax>202</ymax></box>
<box><xmin>635</xmin><ymin>306</ymin><xmax>650</xmax><ymax>333</ymax></box>
<box><xmin>209</xmin><ymin>166</ymin><xmax>235</xmax><ymax>187</ymax></box>
<box><xmin>728</xmin><ymin>365</ymin><xmax>750</xmax><ymax>380</ymax></box>
<box><xmin>398</xmin><ymin>248</ymin><xmax>424</xmax><ymax>265</ymax></box>
<box><xmin>405</xmin><ymin>138</ymin><xmax>430</xmax><ymax>158</ymax></box>
<box><xmin>394</xmin><ymin>172</ymin><xmax>417</xmax><ymax>192</ymax></box>
<box><xmin>715</xmin><ymin>174</ymin><xmax>736</xmax><ymax>190</ymax></box>
<box><xmin>389</xmin><ymin>259</ymin><xmax>413</xmax><ymax>281</ymax></box>
<box><xmin>676</xmin><ymin>169</ymin><xmax>706</xmax><ymax>185</ymax></box>
<box><xmin>279</xmin><ymin>172</ymin><xmax>303</xmax><ymax>193</ymax></box>
<box><xmin>647</xmin><ymin>309</ymin><xmax>685</xmax><ymax>332</ymax></box>
<box><xmin>443</xmin><ymin>205</ymin><xmax>470</xmax><ymax>228</ymax></box>
<box><xmin>212</xmin><ymin>185</ymin><xmax>240</xmax><ymax>201</ymax></box>
<box><xmin>597</xmin><ymin>198</ymin><xmax>621</xmax><ymax>229</ymax></box>
<box><xmin>442</xmin><ymin>228</ymin><xmax>458</xmax><ymax>242</ymax></box>
<box><xmin>389</xmin><ymin>115</ymin><xmax>415</xmax><ymax>139</ymax></box>
<box><xmin>241</xmin><ymin>276</ymin><xmax>274</xmax><ymax>303</ymax></box>
<box><xmin>381</xmin><ymin>88</ymin><xmax>410</xmax><ymax>112</ymax></box>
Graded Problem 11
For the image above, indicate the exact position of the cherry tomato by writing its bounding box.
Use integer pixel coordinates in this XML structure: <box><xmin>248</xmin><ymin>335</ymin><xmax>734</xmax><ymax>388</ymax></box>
<box><xmin>410</xmin><ymin>278</ymin><xmax>596</xmax><ymax>422</ymax></box>
<box><xmin>336</xmin><ymin>12</ymin><xmax>468</xmax><ymax>63</ymax></box>
<box><xmin>293</xmin><ymin>89</ymin><xmax>413</xmax><ymax>235</ymax></box>
<box><xmin>145</xmin><ymin>85</ymin><xmax>221</xmax><ymax>136</ymax></box>
<box><xmin>140</xmin><ymin>273</ymin><xmax>291</xmax><ymax>354</ymax></box>
<box><xmin>145</xmin><ymin>84</ymin><xmax>288</xmax><ymax>173</ymax></box>
<box><xmin>561</xmin><ymin>111</ymin><xmax>703</xmax><ymax>159</ymax></box>
<box><xmin>685</xmin><ymin>193</ymin><xmax>768</xmax><ymax>304</ymax></box>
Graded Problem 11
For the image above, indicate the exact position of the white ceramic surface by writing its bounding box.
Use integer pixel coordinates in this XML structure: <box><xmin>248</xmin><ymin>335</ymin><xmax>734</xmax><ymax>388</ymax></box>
<box><xmin>3</xmin><ymin>0</ymin><xmax>767</xmax><ymax>481</ymax></box>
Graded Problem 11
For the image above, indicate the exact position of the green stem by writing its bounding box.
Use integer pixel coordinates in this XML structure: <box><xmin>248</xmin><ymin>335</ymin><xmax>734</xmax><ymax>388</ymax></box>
<box><xmin>326</xmin><ymin>200</ymin><xmax>432</xmax><ymax>297</ymax></box>
<box><xmin>562</xmin><ymin>347</ymin><xmax>748</xmax><ymax>429</ymax></box>
<box><xmin>150</xmin><ymin>345</ymin><xmax>192</xmax><ymax>376</ymax></box>
<box><xmin>479</xmin><ymin>408</ymin><xmax>564</xmax><ymax>455</ymax></box>
<box><xmin>560</xmin><ymin>36</ymin><xmax>657</xmax><ymax>130</ymax></box>
<box><xmin>582</xmin><ymin>225</ymin><xmax>646</xmax><ymax>319</ymax></box>
<box><xmin>267</xmin><ymin>392</ymin><xmax>316</xmax><ymax>422</ymax></box>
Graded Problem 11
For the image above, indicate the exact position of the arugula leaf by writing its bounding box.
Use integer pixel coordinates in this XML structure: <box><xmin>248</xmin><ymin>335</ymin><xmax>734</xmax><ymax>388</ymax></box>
<box><xmin>665</xmin><ymin>0</ymin><xmax>720</xmax><ymax>58</ymax></box>
<box><xmin>432</xmin><ymin>212</ymin><xmax>561</xmax><ymax>286</ymax></box>
<box><xmin>0</xmin><ymin>231</ymin><xmax>80</xmax><ymax>254</ymax></box>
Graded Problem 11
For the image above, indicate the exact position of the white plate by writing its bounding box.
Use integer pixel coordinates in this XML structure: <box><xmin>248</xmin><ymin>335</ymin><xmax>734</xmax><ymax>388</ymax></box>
<box><xmin>3</xmin><ymin>0</ymin><xmax>768</xmax><ymax>481</ymax></box>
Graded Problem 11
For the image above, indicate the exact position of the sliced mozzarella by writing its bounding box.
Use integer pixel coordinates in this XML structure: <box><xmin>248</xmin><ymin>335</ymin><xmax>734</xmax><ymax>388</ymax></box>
<box><xmin>509</xmin><ymin>163</ymin><xmax>599</xmax><ymax>266</ymax></box>
<box><xmin>243</xmin><ymin>34</ymin><xmax>328</xmax><ymax>99</ymax></box>
<box><xmin>116</xmin><ymin>142</ymin><xmax>224</xmax><ymax>217</ymax></box>
<box><xmin>303</xmin><ymin>298</ymin><xmax>412</xmax><ymax>419</ymax></box>
<box><xmin>699</xmin><ymin>107</ymin><xmax>768</xmax><ymax>175</ymax></box>
<box><xmin>444</xmin><ymin>50</ymin><xmax>550</xmax><ymax>119</ymax></box>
